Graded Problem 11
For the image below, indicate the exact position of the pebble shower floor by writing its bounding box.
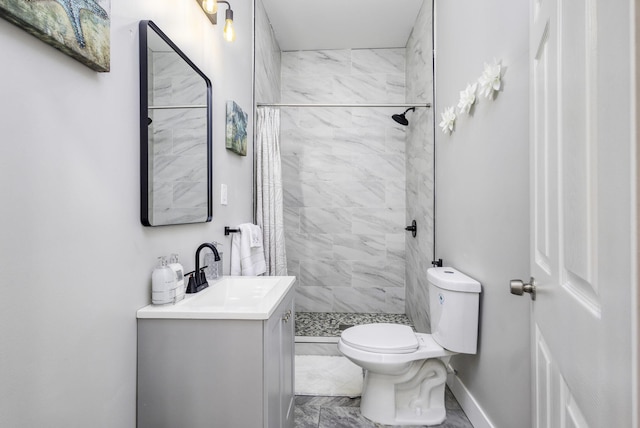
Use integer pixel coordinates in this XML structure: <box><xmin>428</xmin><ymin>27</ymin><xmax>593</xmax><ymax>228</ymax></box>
<box><xmin>294</xmin><ymin>312</ymin><xmax>415</xmax><ymax>337</ymax></box>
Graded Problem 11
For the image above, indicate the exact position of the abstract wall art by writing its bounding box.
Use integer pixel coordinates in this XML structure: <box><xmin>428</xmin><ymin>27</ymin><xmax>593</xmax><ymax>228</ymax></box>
<box><xmin>225</xmin><ymin>100</ymin><xmax>248</xmax><ymax>156</ymax></box>
<box><xmin>0</xmin><ymin>0</ymin><xmax>110</xmax><ymax>72</ymax></box>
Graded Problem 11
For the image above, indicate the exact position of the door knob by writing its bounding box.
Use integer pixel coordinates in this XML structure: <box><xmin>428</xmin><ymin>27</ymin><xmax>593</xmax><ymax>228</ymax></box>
<box><xmin>510</xmin><ymin>277</ymin><xmax>536</xmax><ymax>300</ymax></box>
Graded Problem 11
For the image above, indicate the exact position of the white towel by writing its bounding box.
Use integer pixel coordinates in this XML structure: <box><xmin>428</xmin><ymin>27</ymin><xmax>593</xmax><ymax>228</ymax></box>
<box><xmin>230</xmin><ymin>223</ymin><xmax>267</xmax><ymax>276</ymax></box>
<box><xmin>248</xmin><ymin>223</ymin><xmax>263</xmax><ymax>248</ymax></box>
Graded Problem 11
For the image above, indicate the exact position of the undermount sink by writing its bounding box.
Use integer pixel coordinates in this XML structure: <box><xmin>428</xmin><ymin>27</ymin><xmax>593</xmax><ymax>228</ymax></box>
<box><xmin>137</xmin><ymin>276</ymin><xmax>296</xmax><ymax>320</ymax></box>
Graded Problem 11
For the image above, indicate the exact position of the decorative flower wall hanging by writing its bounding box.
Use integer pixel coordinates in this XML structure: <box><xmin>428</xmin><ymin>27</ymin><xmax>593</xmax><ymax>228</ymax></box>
<box><xmin>457</xmin><ymin>82</ymin><xmax>477</xmax><ymax>114</ymax></box>
<box><xmin>478</xmin><ymin>61</ymin><xmax>502</xmax><ymax>99</ymax></box>
<box><xmin>439</xmin><ymin>59</ymin><xmax>504</xmax><ymax>137</ymax></box>
<box><xmin>439</xmin><ymin>107</ymin><xmax>456</xmax><ymax>135</ymax></box>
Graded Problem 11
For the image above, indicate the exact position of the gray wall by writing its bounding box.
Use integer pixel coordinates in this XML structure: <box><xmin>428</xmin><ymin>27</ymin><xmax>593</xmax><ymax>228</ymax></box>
<box><xmin>280</xmin><ymin>48</ymin><xmax>408</xmax><ymax>313</ymax></box>
<box><xmin>434</xmin><ymin>0</ymin><xmax>531</xmax><ymax>427</ymax></box>
<box><xmin>0</xmin><ymin>1</ymin><xmax>254</xmax><ymax>426</ymax></box>
<box><xmin>405</xmin><ymin>0</ymin><xmax>434</xmax><ymax>333</ymax></box>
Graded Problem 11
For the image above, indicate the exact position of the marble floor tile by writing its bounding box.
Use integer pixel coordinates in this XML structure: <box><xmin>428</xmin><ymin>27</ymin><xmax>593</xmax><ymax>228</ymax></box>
<box><xmin>294</xmin><ymin>390</ymin><xmax>473</xmax><ymax>428</ymax></box>
<box><xmin>294</xmin><ymin>403</ymin><xmax>321</xmax><ymax>428</ymax></box>
<box><xmin>422</xmin><ymin>409</ymin><xmax>473</xmax><ymax>428</ymax></box>
<box><xmin>294</xmin><ymin>387</ymin><xmax>473</xmax><ymax>428</ymax></box>
<box><xmin>318</xmin><ymin>407</ymin><xmax>378</xmax><ymax>428</ymax></box>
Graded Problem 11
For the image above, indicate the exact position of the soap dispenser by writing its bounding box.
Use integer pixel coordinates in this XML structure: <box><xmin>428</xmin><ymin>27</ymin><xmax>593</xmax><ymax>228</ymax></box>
<box><xmin>151</xmin><ymin>256</ymin><xmax>176</xmax><ymax>305</ymax></box>
<box><xmin>204</xmin><ymin>242</ymin><xmax>223</xmax><ymax>280</ymax></box>
<box><xmin>168</xmin><ymin>253</ymin><xmax>185</xmax><ymax>302</ymax></box>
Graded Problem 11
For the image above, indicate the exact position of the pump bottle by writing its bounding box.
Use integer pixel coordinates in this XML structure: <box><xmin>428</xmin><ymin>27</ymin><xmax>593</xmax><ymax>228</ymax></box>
<box><xmin>168</xmin><ymin>253</ymin><xmax>185</xmax><ymax>302</ymax></box>
<box><xmin>152</xmin><ymin>256</ymin><xmax>175</xmax><ymax>305</ymax></box>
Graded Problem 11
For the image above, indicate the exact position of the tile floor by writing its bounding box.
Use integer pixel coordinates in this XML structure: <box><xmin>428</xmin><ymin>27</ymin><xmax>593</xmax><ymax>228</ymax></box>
<box><xmin>293</xmin><ymin>312</ymin><xmax>474</xmax><ymax>428</ymax></box>
<box><xmin>294</xmin><ymin>388</ymin><xmax>473</xmax><ymax>428</ymax></box>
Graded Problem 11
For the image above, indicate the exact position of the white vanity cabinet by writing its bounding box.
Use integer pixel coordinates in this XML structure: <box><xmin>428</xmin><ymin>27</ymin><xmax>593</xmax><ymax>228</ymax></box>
<box><xmin>136</xmin><ymin>277</ymin><xmax>296</xmax><ymax>428</ymax></box>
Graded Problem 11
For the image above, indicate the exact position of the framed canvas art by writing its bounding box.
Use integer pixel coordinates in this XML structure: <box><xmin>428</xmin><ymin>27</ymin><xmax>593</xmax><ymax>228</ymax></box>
<box><xmin>225</xmin><ymin>100</ymin><xmax>248</xmax><ymax>156</ymax></box>
<box><xmin>0</xmin><ymin>0</ymin><xmax>110</xmax><ymax>72</ymax></box>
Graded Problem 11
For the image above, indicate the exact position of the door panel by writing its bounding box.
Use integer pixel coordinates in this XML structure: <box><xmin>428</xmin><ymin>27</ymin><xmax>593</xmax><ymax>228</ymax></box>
<box><xmin>534</xmin><ymin>327</ymin><xmax>553</xmax><ymax>428</ymax></box>
<box><xmin>530</xmin><ymin>0</ymin><xmax>635</xmax><ymax>427</ymax></box>
<box><xmin>530</xmin><ymin>0</ymin><xmax>604</xmax><ymax>426</ymax></box>
<box><xmin>532</xmin><ymin>16</ymin><xmax>552</xmax><ymax>277</ymax></box>
<box><xmin>558</xmin><ymin>0</ymin><xmax>600</xmax><ymax>311</ymax></box>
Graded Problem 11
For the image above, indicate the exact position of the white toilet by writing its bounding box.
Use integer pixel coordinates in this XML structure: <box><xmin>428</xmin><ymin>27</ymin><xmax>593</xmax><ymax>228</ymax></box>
<box><xmin>338</xmin><ymin>267</ymin><xmax>481</xmax><ymax>426</ymax></box>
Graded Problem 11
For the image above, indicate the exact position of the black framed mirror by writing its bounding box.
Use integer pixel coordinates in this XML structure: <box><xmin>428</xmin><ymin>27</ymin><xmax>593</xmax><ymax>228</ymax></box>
<box><xmin>139</xmin><ymin>20</ymin><xmax>212</xmax><ymax>226</ymax></box>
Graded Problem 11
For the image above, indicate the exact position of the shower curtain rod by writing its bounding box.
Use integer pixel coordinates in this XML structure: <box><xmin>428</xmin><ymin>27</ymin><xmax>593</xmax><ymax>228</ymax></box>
<box><xmin>256</xmin><ymin>102</ymin><xmax>431</xmax><ymax>108</ymax></box>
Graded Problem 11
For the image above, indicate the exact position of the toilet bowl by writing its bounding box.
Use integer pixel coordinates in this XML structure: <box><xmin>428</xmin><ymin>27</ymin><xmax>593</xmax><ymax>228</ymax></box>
<box><xmin>338</xmin><ymin>267</ymin><xmax>481</xmax><ymax>426</ymax></box>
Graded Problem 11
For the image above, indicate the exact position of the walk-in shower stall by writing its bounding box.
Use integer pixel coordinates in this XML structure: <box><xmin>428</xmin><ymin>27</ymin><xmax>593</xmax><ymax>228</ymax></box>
<box><xmin>255</xmin><ymin>0</ymin><xmax>435</xmax><ymax>342</ymax></box>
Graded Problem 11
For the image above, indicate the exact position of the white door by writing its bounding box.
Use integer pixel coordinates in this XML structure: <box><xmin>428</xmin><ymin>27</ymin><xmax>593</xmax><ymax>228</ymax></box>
<box><xmin>528</xmin><ymin>0</ymin><xmax>636</xmax><ymax>427</ymax></box>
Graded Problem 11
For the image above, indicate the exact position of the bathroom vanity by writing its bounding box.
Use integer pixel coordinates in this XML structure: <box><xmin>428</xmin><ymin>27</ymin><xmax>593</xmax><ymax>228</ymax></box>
<box><xmin>136</xmin><ymin>276</ymin><xmax>296</xmax><ymax>428</ymax></box>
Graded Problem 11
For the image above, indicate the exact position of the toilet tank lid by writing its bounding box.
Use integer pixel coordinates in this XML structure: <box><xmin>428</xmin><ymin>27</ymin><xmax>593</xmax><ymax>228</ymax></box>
<box><xmin>427</xmin><ymin>267</ymin><xmax>481</xmax><ymax>293</ymax></box>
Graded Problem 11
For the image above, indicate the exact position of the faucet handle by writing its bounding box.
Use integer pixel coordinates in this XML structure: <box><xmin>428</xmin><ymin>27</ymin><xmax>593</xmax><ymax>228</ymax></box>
<box><xmin>185</xmin><ymin>268</ymin><xmax>210</xmax><ymax>294</ymax></box>
<box><xmin>197</xmin><ymin>269</ymin><xmax>208</xmax><ymax>287</ymax></box>
<box><xmin>186</xmin><ymin>273</ymin><xmax>198</xmax><ymax>294</ymax></box>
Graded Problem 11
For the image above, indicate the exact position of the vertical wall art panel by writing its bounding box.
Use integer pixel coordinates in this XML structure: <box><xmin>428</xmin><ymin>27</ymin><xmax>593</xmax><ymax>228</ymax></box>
<box><xmin>225</xmin><ymin>100</ymin><xmax>248</xmax><ymax>156</ymax></box>
<box><xmin>0</xmin><ymin>0</ymin><xmax>110</xmax><ymax>72</ymax></box>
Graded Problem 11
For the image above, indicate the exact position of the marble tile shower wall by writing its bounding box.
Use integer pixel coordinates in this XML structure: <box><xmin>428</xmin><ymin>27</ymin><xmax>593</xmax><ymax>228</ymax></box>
<box><xmin>255</xmin><ymin>0</ymin><xmax>281</xmax><ymax>103</ymax></box>
<box><xmin>150</xmin><ymin>51</ymin><xmax>208</xmax><ymax>225</ymax></box>
<box><xmin>405</xmin><ymin>0</ymin><xmax>434</xmax><ymax>333</ymax></box>
<box><xmin>280</xmin><ymin>49</ymin><xmax>408</xmax><ymax>313</ymax></box>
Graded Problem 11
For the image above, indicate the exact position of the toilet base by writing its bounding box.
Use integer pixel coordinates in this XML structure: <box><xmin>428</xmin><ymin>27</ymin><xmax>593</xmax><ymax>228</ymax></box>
<box><xmin>359</xmin><ymin>358</ymin><xmax>448</xmax><ymax>426</ymax></box>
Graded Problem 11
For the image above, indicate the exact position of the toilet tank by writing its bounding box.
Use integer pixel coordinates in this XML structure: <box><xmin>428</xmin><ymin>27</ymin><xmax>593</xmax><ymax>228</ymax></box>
<box><xmin>428</xmin><ymin>267</ymin><xmax>481</xmax><ymax>354</ymax></box>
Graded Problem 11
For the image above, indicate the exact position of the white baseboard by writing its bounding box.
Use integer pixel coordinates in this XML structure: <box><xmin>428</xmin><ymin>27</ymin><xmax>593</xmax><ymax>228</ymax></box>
<box><xmin>447</xmin><ymin>372</ymin><xmax>495</xmax><ymax>428</ymax></box>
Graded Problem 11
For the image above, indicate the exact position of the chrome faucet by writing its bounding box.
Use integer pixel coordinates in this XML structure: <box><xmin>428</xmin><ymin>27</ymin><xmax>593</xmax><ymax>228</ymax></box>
<box><xmin>186</xmin><ymin>243</ymin><xmax>221</xmax><ymax>293</ymax></box>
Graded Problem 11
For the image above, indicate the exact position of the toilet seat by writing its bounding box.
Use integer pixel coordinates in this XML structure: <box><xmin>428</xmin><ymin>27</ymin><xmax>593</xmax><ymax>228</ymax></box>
<box><xmin>341</xmin><ymin>323</ymin><xmax>419</xmax><ymax>354</ymax></box>
<box><xmin>338</xmin><ymin>324</ymin><xmax>453</xmax><ymax>364</ymax></box>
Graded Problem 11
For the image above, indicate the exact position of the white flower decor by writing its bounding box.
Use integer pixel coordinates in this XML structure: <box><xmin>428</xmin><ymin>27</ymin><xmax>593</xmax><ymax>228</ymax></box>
<box><xmin>457</xmin><ymin>82</ymin><xmax>477</xmax><ymax>114</ymax></box>
<box><xmin>478</xmin><ymin>61</ymin><xmax>502</xmax><ymax>99</ymax></box>
<box><xmin>439</xmin><ymin>107</ymin><xmax>456</xmax><ymax>135</ymax></box>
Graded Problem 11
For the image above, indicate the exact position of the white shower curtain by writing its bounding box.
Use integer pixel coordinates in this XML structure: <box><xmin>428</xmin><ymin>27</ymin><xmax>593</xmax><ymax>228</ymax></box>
<box><xmin>256</xmin><ymin>107</ymin><xmax>288</xmax><ymax>276</ymax></box>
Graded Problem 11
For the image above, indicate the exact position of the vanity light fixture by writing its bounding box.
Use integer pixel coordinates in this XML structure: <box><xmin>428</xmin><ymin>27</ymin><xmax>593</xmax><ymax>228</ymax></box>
<box><xmin>202</xmin><ymin>0</ymin><xmax>217</xmax><ymax>14</ymax></box>
<box><xmin>198</xmin><ymin>0</ymin><xmax>236</xmax><ymax>42</ymax></box>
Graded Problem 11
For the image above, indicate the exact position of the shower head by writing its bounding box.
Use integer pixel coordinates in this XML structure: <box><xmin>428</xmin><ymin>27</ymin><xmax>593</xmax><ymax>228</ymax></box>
<box><xmin>391</xmin><ymin>107</ymin><xmax>416</xmax><ymax>126</ymax></box>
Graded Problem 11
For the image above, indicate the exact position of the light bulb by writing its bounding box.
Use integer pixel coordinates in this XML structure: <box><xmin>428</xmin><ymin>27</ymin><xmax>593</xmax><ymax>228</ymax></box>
<box><xmin>223</xmin><ymin>18</ymin><xmax>235</xmax><ymax>42</ymax></box>
<box><xmin>202</xmin><ymin>0</ymin><xmax>217</xmax><ymax>14</ymax></box>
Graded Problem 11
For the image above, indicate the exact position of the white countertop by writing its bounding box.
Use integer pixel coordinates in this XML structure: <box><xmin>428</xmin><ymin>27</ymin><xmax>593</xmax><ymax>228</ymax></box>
<box><xmin>137</xmin><ymin>276</ymin><xmax>296</xmax><ymax>320</ymax></box>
